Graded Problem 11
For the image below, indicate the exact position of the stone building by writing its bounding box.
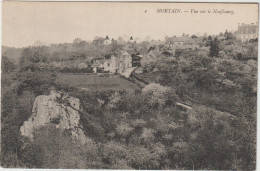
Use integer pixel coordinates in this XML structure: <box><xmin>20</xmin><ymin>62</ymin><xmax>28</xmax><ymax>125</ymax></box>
<box><xmin>103</xmin><ymin>51</ymin><xmax>132</xmax><ymax>74</ymax></box>
<box><xmin>234</xmin><ymin>22</ymin><xmax>258</xmax><ymax>42</ymax></box>
<box><xmin>165</xmin><ymin>34</ymin><xmax>199</xmax><ymax>51</ymax></box>
<box><xmin>132</xmin><ymin>54</ymin><xmax>143</xmax><ymax>67</ymax></box>
<box><xmin>104</xmin><ymin>39</ymin><xmax>112</xmax><ymax>45</ymax></box>
<box><xmin>91</xmin><ymin>60</ymin><xmax>104</xmax><ymax>73</ymax></box>
<box><xmin>140</xmin><ymin>49</ymin><xmax>160</xmax><ymax>66</ymax></box>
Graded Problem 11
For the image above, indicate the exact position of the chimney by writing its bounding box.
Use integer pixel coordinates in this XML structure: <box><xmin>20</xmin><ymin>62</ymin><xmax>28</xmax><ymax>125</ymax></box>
<box><xmin>242</xmin><ymin>23</ymin><xmax>245</xmax><ymax>26</ymax></box>
<box><xmin>238</xmin><ymin>23</ymin><xmax>240</xmax><ymax>27</ymax></box>
<box><xmin>251</xmin><ymin>23</ymin><xmax>254</xmax><ymax>25</ymax></box>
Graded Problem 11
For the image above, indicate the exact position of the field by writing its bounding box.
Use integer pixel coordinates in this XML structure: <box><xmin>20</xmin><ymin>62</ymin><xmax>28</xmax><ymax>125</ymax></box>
<box><xmin>56</xmin><ymin>73</ymin><xmax>140</xmax><ymax>91</ymax></box>
<box><xmin>135</xmin><ymin>71</ymin><xmax>162</xmax><ymax>83</ymax></box>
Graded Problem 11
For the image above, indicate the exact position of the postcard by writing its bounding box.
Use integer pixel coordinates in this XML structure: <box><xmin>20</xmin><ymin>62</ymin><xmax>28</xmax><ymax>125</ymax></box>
<box><xmin>1</xmin><ymin>1</ymin><xmax>258</xmax><ymax>170</ymax></box>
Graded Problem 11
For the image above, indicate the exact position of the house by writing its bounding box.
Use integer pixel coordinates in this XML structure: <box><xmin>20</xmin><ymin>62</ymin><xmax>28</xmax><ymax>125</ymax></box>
<box><xmin>132</xmin><ymin>54</ymin><xmax>143</xmax><ymax>67</ymax></box>
<box><xmin>218</xmin><ymin>35</ymin><xmax>226</xmax><ymax>41</ymax></box>
<box><xmin>91</xmin><ymin>60</ymin><xmax>104</xmax><ymax>73</ymax></box>
<box><xmin>103</xmin><ymin>57</ymin><xmax>116</xmax><ymax>73</ymax></box>
<box><xmin>234</xmin><ymin>22</ymin><xmax>258</xmax><ymax>42</ymax></box>
<box><xmin>149</xmin><ymin>40</ymin><xmax>163</xmax><ymax>46</ymax></box>
<box><xmin>104</xmin><ymin>39</ymin><xmax>112</xmax><ymax>45</ymax></box>
<box><xmin>85</xmin><ymin>56</ymin><xmax>95</xmax><ymax>65</ymax></box>
<box><xmin>140</xmin><ymin>49</ymin><xmax>160</xmax><ymax>66</ymax></box>
<box><xmin>134</xmin><ymin>38</ymin><xmax>142</xmax><ymax>43</ymax></box>
<box><xmin>165</xmin><ymin>34</ymin><xmax>199</xmax><ymax>50</ymax></box>
<box><xmin>104</xmin><ymin>36</ymin><xmax>112</xmax><ymax>45</ymax></box>
<box><xmin>78</xmin><ymin>62</ymin><xmax>89</xmax><ymax>69</ymax></box>
<box><xmin>103</xmin><ymin>51</ymin><xmax>132</xmax><ymax>74</ymax></box>
<box><xmin>129</xmin><ymin>37</ymin><xmax>135</xmax><ymax>43</ymax></box>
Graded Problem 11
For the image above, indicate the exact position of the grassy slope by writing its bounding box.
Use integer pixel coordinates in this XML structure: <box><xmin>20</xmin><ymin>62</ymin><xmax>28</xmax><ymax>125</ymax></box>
<box><xmin>56</xmin><ymin>73</ymin><xmax>140</xmax><ymax>91</ymax></box>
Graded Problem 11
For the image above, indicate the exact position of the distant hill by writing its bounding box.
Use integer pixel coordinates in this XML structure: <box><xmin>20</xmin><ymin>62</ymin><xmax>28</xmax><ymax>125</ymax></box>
<box><xmin>2</xmin><ymin>46</ymin><xmax>23</xmax><ymax>64</ymax></box>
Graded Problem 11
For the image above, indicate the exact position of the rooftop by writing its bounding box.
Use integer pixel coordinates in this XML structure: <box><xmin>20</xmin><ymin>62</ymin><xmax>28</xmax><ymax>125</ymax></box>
<box><xmin>236</xmin><ymin>23</ymin><xmax>258</xmax><ymax>34</ymax></box>
<box><xmin>166</xmin><ymin>36</ymin><xmax>195</xmax><ymax>44</ymax></box>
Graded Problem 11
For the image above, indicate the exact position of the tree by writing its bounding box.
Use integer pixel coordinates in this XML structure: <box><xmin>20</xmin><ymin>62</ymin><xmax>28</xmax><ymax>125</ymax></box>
<box><xmin>1</xmin><ymin>88</ymin><xmax>31</xmax><ymax>168</ymax></box>
<box><xmin>224</xmin><ymin>30</ymin><xmax>235</xmax><ymax>40</ymax></box>
<box><xmin>20</xmin><ymin>47</ymin><xmax>49</xmax><ymax>69</ymax></box>
<box><xmin>101</xmin><ymin>141</ymin><xmax>130</xmax><ymax>168</ymax></box>
<box><xmin>185</xmin><ymin>106</ymin><xmax>238</xmax><ymax>170</ymax></box>
<box><xmin>21</xmin><ymin>124</ymin><xmax>87</xmax><ymax>168</ymax></box>
<box><xmin>2</xmin><ymin>56</ymin><xmax>16</xmax><ymax>73</ymax></box>
<box><xmin>142</xmin><ymin>83</ymin><xmax>172</xmax><ymax>108</ymax></box>
<box><xmin>209</xmin><ymin>38</ymin><xmax>220</xmax><ymax>57</ymax></box>
<box><xmin>117</xmin><ymin>37</ymin><xmax>125</xmax><ymax>44</ymax></box>
<box><xmin>92</xmin><ymin>37</ymin><xmax>105</xmax><ymax>46</ymax></box>
<box><xmin>191</xmin><ymin>34</ymin><xmax>198</xmax><ymax>39</ymax></box>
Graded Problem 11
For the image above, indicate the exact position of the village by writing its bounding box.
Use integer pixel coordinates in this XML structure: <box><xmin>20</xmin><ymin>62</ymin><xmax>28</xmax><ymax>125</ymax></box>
<box><xmin>29</xmin><ymin>22</ymin><xmax>255</xmax><ymax>80</ymax></box>
<box><xmin>46</xmin><ymin>22</ymin><xmax>258</xmax><ymax>111</ymax></box>
<box><xmin>1</xmin><ymin>1</ymin><xmax>258</xmax><ymax>169</ymax></box>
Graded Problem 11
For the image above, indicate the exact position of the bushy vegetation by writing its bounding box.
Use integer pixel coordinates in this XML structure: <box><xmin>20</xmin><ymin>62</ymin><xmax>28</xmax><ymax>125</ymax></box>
<box><xmin>1</xmin><ymin>71</ymin><xmax>56</xmax><ymax>168</ymax></box>
<box><xmin>1</xmin><ymin>31</ymin><xmax>257</xmax><ymax>169</ymax></box>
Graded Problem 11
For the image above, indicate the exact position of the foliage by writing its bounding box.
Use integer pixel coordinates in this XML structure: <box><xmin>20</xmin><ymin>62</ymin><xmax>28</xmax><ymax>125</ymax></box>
<box><xmin>20</xmin><ymin>124</ymin><xmax>92</xmax><ymax>168</ymax></box>
<box><xmin>209</xmin><ymin>37</ymin><xmax>220</xmax><ymax>57</ymax></box>
<box><xmin>1</xmin><ymin>34</ymin><xmax>257</xmax><ymax>169</ymax></box>
<box><xmin>2</xmin><ymin>56</ymin><xmax>16</xmax><ymax>73</ymax></box>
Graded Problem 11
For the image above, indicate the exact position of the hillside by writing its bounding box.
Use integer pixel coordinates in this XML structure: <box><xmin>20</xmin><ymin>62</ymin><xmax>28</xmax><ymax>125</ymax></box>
<box><xmin>1</xmin><ymin>32</ymin><xmax>257</xmax><ymax>170</ymax></box>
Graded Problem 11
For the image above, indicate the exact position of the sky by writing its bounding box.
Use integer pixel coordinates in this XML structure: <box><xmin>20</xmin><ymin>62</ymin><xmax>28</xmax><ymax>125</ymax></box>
<box><xmin>2</xmin><ymin>2</ymin><xmax>258</xmax><ymax>47</ymax></box>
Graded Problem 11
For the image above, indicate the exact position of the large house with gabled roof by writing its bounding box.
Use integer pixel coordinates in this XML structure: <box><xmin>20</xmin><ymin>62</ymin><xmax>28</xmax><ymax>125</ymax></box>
<box><xmin>234</xmin><ymin>22</ymin><xmax>258</xmax><ymax>42</ymax></box>
<box><xmin>103</xmin><ymin>51</ymin><xmax>132</xmax><ymax>74</ymax></box>
<box><xmin>165</xmin><ymin>34</ymin><xmax>199</xmax><ymax>50</ymax></box>
<box><xmin>140</xmin><ymin>49</ymin><xmax>161</xmax><ymax>66</ymax></box>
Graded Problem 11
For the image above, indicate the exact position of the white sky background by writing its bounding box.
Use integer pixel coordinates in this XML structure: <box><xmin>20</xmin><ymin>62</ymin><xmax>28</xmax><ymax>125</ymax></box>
<box><xmin>2</xmin><ymin>2</ymin><xmax>258</xmax><ymax>47</ymax></box>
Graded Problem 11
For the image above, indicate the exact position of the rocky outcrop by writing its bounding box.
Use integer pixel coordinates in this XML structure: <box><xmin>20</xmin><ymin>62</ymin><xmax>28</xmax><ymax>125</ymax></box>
<box><xmin>20</xmin><ymin>90</ymin><xmax>87</xmax><ymax>144</ymax></box>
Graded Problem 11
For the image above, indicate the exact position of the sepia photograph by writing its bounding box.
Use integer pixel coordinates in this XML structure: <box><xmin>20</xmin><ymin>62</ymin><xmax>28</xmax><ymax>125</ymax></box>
<box><xmin>1</xmin><ymin>1</ymin><xmax>258</xmax><ymax>170</ymax></box>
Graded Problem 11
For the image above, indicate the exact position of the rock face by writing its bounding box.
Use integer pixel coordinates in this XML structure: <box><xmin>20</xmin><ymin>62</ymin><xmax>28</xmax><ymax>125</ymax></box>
<box><xmin>20</xmin><ymin>90</ymin><xmax>87</xmax><ymax>144</ymax></box>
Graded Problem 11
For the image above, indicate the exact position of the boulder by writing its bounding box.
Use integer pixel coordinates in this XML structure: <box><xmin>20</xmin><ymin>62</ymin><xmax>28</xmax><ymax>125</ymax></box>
<box><xmin>20</xmin><ymin>90</ymin><xmax>87</xmax><ymax>144</ymax></box>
